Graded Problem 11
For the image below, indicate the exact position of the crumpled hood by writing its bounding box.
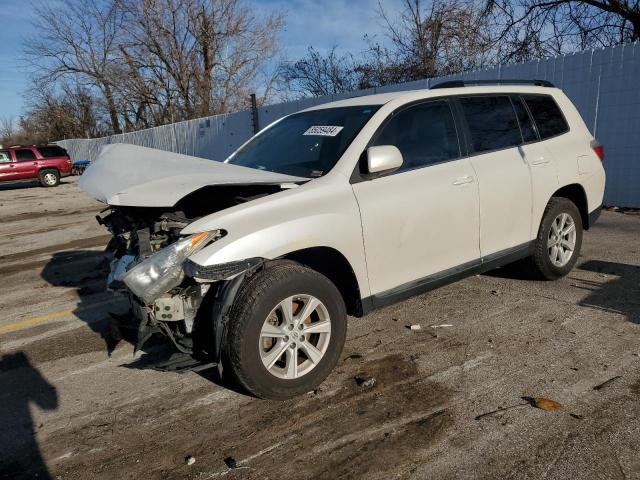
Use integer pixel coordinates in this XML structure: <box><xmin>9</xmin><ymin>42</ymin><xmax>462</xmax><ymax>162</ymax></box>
<box><xmin>79</xmin><ymin>143</ymin><xmax>308</xmax><ymax>207</ymax></box>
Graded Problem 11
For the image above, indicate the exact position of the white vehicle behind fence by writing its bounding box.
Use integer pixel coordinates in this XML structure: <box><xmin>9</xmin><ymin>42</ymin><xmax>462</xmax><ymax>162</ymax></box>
<box><xmin>81</xmin><ymin>79</ymin><xmax>606</xmax><ymax>400</ymax></box>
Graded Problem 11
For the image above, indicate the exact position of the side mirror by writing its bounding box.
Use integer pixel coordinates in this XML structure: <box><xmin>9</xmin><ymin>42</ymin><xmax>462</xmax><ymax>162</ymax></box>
<box><xmin>366</xmin><ymin>145</ymin><xmax>403</xmax><ymax>175</ymax></box>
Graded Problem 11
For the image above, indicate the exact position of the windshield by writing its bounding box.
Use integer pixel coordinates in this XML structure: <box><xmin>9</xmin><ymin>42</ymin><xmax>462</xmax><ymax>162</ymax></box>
<box><xmin>228</xmin><ymin>105</ymin><xmax>380</xmax><ymax>177</ymax></box>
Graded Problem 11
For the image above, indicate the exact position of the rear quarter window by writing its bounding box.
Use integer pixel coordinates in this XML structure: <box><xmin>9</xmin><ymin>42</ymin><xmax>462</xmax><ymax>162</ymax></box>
<box><xmin>522</xmin><ymin>95</ymin><xmax>569</xmax><ymax>139</ymax></box>
<box><xmin>37</xmin><ymin>146</ymin><xmax>68</xmax><ymax>158</ymax></box>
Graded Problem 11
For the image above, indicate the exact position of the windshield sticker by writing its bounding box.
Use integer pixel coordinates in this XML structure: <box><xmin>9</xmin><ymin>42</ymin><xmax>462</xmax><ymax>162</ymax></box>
<box><xmin>303</xmin><ymin>125</ymin><xmax>344</xmax><ymax>137</ymax></box>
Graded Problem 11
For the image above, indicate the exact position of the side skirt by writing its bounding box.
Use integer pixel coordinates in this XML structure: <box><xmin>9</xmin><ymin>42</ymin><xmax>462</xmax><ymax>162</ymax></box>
<box><xmin>361</xmin><ymin>241</ymin><xmax>534</xmax><ymax>314</ymax></box>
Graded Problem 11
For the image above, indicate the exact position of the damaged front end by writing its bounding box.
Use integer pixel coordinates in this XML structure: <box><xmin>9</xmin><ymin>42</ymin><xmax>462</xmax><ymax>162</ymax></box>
<box><xmin>99</xmin><ymin>202</ymin><xmax>262</xmax><ymax>363</ymax></box>
<box><xmin>80</xmin><ymin>144</ymin><xmax>308</xmax><ymax>364</ymax></box>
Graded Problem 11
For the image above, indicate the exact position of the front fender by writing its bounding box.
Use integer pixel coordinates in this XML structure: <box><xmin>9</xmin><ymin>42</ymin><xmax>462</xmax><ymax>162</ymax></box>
<box><xmin>184</xmin><ymin>175</ymin><xmax>371</xmax><ymax>298</ymax></box>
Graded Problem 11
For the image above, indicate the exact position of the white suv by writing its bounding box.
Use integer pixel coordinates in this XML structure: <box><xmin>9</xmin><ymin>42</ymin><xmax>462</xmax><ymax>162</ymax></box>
<box><xmin>81</xmin><ymin>80</ymin><xmax>606</xmax><ymax>399</ymax></box>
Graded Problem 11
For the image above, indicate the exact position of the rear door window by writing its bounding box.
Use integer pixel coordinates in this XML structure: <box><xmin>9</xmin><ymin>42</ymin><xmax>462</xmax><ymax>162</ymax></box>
<box><xmin>459</xmin><ymin>96</ymin><xmax>522</xmax><ymax>153</ymax></box>
<box><xmin>371</xmin><ymin>100</ymin><xmax>460</xmax><ymax>171</ymax></box>
<box><xmin>522</xmin><ymin>95</ymin><xmax>569</xmax><ymax>139</ymax></box>
<box><xmin>37</xmin><ymin>146</ymin><xmax>68</xmax><ymax>158</ymax></box>
<box><xmin>15</xmin><ymin>149</ymin><xmax>37</xmax><ymax>161</ymax></box>
<box><xmin>0</xmin><ymin>151</ymin><xmax>11</xmax><ymax>163</ymax></box>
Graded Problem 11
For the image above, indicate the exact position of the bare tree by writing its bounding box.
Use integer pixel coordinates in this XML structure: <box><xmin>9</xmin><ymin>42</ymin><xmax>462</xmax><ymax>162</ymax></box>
<box><xmin>373</xmin><ymin>0</ymin><xmax>495</xmax><ymax>81</ymax></box>
<box><xmin>19</xmin><ymin>85</ymin><xmax>108</xmax><ymax>143</ymax></box>
<box><xmin>24</xmin><ymin>0</ymin><xmax>126</xmax><ymax>133</ymax></box>
<box><xmin>283</xmin><ymin>0</ymin><xmax>496</xmax><ymax>98</ymax></box>
<box><xmin>0</xmin><ymin>117</ymin><xmax>15</xmax><ymax>143</ymax></box>
<box><xmin>117</xmin><ymin>0</ymin><xmax>284</xmax><ymax>122</ymax></box>
<box><xmin>486</xmin><ymin>0</ymin><xmax>640</xmax><ymax>61</ymax></box>
<box><xmin>279</xmin><ymin>47</ymin><xmax>364</xmax><ymax>97</ymax></box>
<box><xmin>22</xmin><ymin>0</ymin><xmax>283</xmax><ymax>139</ymax></box>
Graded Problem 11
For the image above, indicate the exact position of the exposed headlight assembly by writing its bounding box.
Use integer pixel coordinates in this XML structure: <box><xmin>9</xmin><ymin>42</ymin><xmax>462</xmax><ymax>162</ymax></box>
<box><xmin>123</xmin><ymin>231</ymin><xmax>218</xmax><ymax>304</ymax></box>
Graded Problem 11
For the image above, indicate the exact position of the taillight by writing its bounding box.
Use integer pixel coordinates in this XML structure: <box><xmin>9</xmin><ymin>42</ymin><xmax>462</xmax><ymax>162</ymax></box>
<box><xmin>591</xmin><ymin>140</ymin><xmax>604</xmax><ymax>162</ymax></box>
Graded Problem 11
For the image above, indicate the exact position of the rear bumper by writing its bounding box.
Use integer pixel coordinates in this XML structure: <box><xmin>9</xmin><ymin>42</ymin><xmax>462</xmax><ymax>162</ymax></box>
<box><xmin>588</xmin><ymin>205</ymin><xmax>602</xmax><ymax>228</ymax></box>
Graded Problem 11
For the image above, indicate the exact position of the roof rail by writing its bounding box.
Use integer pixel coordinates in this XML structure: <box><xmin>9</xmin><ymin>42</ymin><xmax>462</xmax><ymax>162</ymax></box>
<box><xmin>6</xmin><ymin>144</ymin><xmax>53</xmax><ymax>148</ymax></box>
<box><xmin>431</xmin><ymin>79</ymin><xmax>555</xmax><ymax>89</ymax></box>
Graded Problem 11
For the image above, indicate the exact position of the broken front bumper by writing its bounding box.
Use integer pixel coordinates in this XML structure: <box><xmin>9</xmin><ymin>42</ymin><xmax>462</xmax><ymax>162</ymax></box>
<box><xmin>127</xmin><ymin>283</ymin><xmax>209</xmax><ymax>353</ymax></box>
<box><xmin>109</xmin><ymin>252</ymin><xmax>264</xmax><ymax>357</ymax></box>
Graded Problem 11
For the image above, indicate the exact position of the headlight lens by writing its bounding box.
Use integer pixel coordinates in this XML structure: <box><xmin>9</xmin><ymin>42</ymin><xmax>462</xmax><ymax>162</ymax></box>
<box><xmin>123</xmin><ymin>232</ymin><xmax>214</xmax><ymax>303</ymax></box>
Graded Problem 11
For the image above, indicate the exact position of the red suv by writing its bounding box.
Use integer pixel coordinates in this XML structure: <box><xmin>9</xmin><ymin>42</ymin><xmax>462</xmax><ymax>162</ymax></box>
<box><xmin>0</xmin><ymin>145</ymin><xmax>72</xmax><ymax>187</ymax></box>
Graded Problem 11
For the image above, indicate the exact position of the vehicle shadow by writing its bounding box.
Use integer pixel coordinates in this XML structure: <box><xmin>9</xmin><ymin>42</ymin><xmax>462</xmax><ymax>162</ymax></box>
<box><xmin>0</xmin><ymin>180</ymin><xmax>41</xmax><ymax>191</ymax></box>
<box><xmin>124</xmin><ymin>346</ymin><xmax>247</xmax><ymax>396</ymax></box>
<box><xmin>0</xmin><ymin>351</ymin><xmax>58</xmax><ymax>479</ymax></box>
<box><xmin>0</xmin><ymin>178</ymin><xmax>75</xmax><ymax>191</ymax></box>
<box><xmin>40</xmin><ymin>250</ymin><xmax>126</xmax><ymax>356</ymax></box>
<box><xmin>482</xmin><ymin>260</ymin><xmax>534</xmax><ymax>280</ymax></box>
<box><xmin>39</xmin><ymin>251</ymin><xmax>243</xmax><ymax>393</ymax></box>
<box><xmin>575</xmin><ymin>259</ymin><xmax>640</xmax><ymax>324</ymax></box>
<box><xmin>484</xmin><ymin>258</ymin><xmax>640</xmax><ymax>324</ymax></box>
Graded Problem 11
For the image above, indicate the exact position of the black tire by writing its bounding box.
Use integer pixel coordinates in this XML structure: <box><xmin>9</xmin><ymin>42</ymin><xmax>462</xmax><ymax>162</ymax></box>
<box><xmin>39</xmin><ymin>169</ymin><xmax>60</xmax><ymax>187</ymax></box>
<box><xmin>223</xmin><ymin>261</ymin><xmax>347</xmax><ymax>400</ymax></box>
<box><xmin>529</xmin><ymin>197</ymin><xmax>583</xmax><ymax>280</ymax></box>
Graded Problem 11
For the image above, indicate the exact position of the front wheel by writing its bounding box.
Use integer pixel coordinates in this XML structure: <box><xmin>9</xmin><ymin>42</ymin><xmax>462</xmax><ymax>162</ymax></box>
<box><xmin>529</xmin><ymin>197</ymin><xmax>583</xmax><ymax>280</ymax></box>
<box><xmin>223</xmin><ymin>261</ymin><xmax>347</xmax><ymax>400</ymax></box>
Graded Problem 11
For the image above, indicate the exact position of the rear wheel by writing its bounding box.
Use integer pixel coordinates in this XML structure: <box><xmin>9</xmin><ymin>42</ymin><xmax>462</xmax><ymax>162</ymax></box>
<box><xmin>39</xmin><ymin>169</ymin><xmax>60</xmax><ymax>187</ymax></box>
<box><xmin>529</xmin><ymin>197</ymin><xmax>583</xmax><ymax>280</ymax></box>
<box><xmin>223</xmin><ymin>261</ymin><xmax>347</xmax><ymax>400</ymax></box>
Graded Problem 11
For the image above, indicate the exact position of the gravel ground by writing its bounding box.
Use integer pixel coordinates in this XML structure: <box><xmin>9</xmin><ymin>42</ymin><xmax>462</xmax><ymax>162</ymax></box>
<box><xmin>1</xmin><ymin>177</ymin><xmax>639</xmax><ymax>480</ymax></box>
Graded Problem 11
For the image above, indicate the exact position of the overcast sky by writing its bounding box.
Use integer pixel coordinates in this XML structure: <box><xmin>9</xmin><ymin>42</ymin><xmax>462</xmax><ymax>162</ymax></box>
<box><xmin>0</xmin><ymin>0</ymin><xmax>395</xmax><ymax>120</ymax></box>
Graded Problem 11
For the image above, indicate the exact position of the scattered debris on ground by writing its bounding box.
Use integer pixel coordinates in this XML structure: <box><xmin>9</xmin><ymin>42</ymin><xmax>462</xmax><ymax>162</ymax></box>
<box><xmin>355</xmin><ymin>375</ymin><xmax>376</xmax><ymax>388</ymax></box>
<box><xmin>475</xmin><ymin>397</ymin><xmax>562</xmax><ymax>420</ymax></box>
<box><xmin>224</xmin><ymin>457</ymin><xmax>237</xmax><ymax>469</ymax></box>
<box><xmin>604</xmin><ymin>205</ymin><xmax>640</xmax><ymax>215</ymax></box>
<box><xmin>593</xmin><ymin>376</ymin><xmax>622</xmax><ymax>391</ymax></box>
<box><xmin>526</xmin><ymin>397</ymin><xmax>562</xmax><ymax>411</ymax></box>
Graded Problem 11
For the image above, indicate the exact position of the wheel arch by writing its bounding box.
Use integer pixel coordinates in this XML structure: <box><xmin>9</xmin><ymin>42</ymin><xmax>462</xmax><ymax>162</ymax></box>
<box><xmin>551</xmin><ymin>183</ymin><xmax>590</xmax><ymax>229</ymax></box>
<box><xmin>38</xmin><ymin>167</ymin><xmax>60</xmax><ymax>178</ymax></box>
<box><xmin>279</xmin><ymin>246</ymin><xmax>365</xmax><ymax>317</ymax></box>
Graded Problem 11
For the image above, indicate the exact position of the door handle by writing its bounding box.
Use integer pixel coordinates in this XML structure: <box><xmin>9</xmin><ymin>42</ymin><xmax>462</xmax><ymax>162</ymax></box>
<box><xmin>452</xmin><ymin>175</ymin><xmax>474</xmax><ymax>186</ymax></box>
<box><xmin>531</xmin><ymin>156</ymin><xmax>549</xmax><ymax>166</ymax></box>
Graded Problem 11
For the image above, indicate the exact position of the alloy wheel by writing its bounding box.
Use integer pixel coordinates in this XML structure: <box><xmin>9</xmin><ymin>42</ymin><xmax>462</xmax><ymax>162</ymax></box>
<box><xmin>259</xmin><ymin>294</ymin><xmax>331</xmax><ymax>380</ymax></box>
<box><xmin>548</xmin><ymin>212</ymin><xmax>576</xmax><ymax>267</ymax></box>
